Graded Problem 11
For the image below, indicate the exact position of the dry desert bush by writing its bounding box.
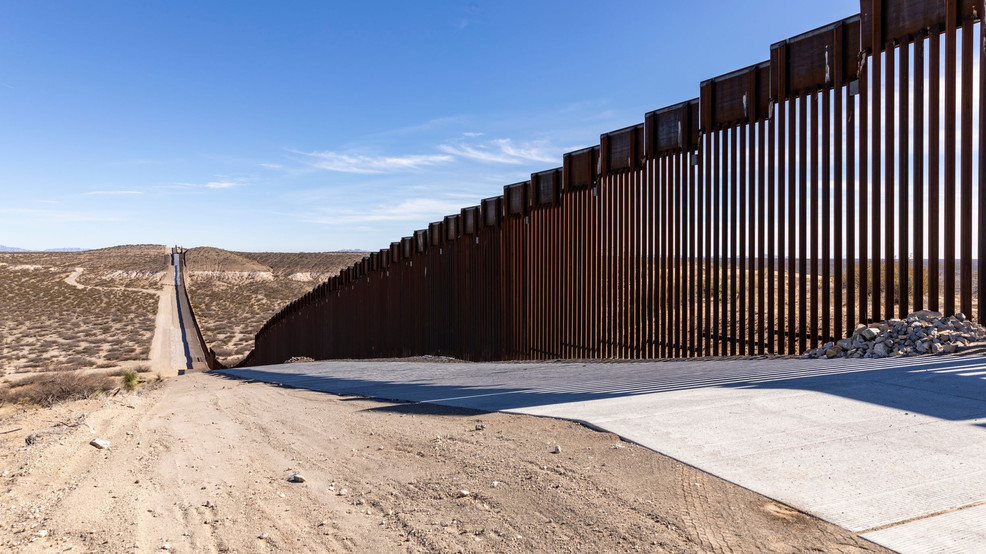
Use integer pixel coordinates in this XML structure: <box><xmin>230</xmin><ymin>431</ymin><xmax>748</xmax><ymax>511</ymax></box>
<box><xmin>184</xmin><ymin>247</ymin><xmax>366</xmax><ymax>366</ymax></box>
<box><xmin>0</xmin><ymin>370</ymin><xmax>115</xmax><ymax>407</ymax></box>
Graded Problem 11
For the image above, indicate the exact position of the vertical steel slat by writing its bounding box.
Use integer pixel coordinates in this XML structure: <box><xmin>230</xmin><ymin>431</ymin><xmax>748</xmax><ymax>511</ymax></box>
<box><xmin>704</xmin><ymin>133</ymin><xmax>713</xmax><ymax>356</ymax></box>
<box><xmin>777</xmin><ymin>100</ymin><xmax>787</xmax><ymax>354</ymax></box>
<box><xmin>661</xmin><ymin>155</ymin><xmax>670</xmax><ymax>357</ymax></box>
<box><xmin>930</xmin><ymin>27</ymin><xmax>941</xmax><ymax>314</ymax></box>
<box><xmin>680</xmin><ymin>153</ymin><xmax>688</xmax><ymax>356</ymax></box>
<box><xmin>811</xmin><ymin>90</ymin><xmax>821</xmax><ymax>351</ymax></box>
<box><xmin>604</xmin><ymin>174</ymin><xmax>612</xmax><ymax>358</ymax></box>
<box><xmin>579</xmin><ymin>185</ymin><xmax>586</xmax><ymax>357</ymax></box>
<box><xmin>746</xmin><ymin>123</ymin><xmax>755</xmax><ymax>355</ymax></box>
<box><xmin>653</xmin><ymin>161</ymin><xmax>661</xmax><ymax>356</ymax></box>
<box><xmin>798</xmin><ymin>92</ymin><xmax>808</xmax><ymax>355</ymax></box>
<box><xmin>745</xmin><ymin>123</ymin><xmax>755</xmax><ymax>354</ymax></box>
<box><xmin>683</xmin><ymin>154</ymin><xmax>690</xmax><ymax>356</ymax></box>
<box><xmin>914</xmin><ymin>36</ymin><xmax>925</xmax><ymax>312</ymax></box>
<box><xmin>788</xmin><ymin>96</ymin><xmax>798</xmax><ymax>355</ymax></box>
<box><xmin>682</xmin><ymin>149</ymin><xmax>699</xmax><ymax>357</ymax></box>
<box><xmin>678</xmin><ymin>153</ymin><xmax>686</xmax><ymax>357</ymax></box>
<box><xmin>617</xmin><ymin>170</ymin><xmax>625</xmax><ymax>357</ymax></box>
<box><xmin>835</xmin><ymin>78</ymin><xmax>847</xmax><ymax>343</ymax></box>
<box><xmin>859</xmin><ymin>49</ymin><xmax>870</xmax><ymax>324</ymax></box>
<box><xmin>743</xmin><ymin>123</ymin><xmax>762</xmax><ymax>356</ymax></box>
<box><xmin>643</xmin><ymin>164</ymin><xmax>650</xmax><ymax>357</ymax></box>
<box><xmin>635</xmin><ymin>166</ymin><xmax>643</xmax><ymax>357</ymax></box>
<box><xmin>945</xmin><ymin>3</ymin><xmax>957</xmax><ymax>316</ymax></box>
<box><xmin>757</xmin><ymin>119</ymin><xmax>766</xmax><ymax>354</ymax></box>
<box><xmin>960</xmin><ymin>18</ymin><xmax>974</xmax><ymax>318</ymax></box>
<box><xmin>899</xmin><ymin>39</ymin><xmax>910</xmax><ymax>318</ymax></box>
<box><xmin>540</xmin><ymin>205</ymin><xmax>547</xmax><ymax>358</ymax></box>
<box><xmin>620</xmin><ymin>170</ymin><xmax>628</xmax><ymax>357</ymax></box>
<box><xmin>730</xmin><ymin>126</ymin><xmax>738</xmax><ymax>355</ymax></box>
<box><xmin>980</xmin><ymin>17</ymin><xmax>986</xmax><ymax>324</ymax></box>
<box><xmin>585</xmin><ymin>186</ymin><xmax>592</xmax><ymax>357</ymax></box>
<box><xmin>738</xmin><ymin>125</ymin><xmax>747</xmax><ymax>354</ymax></box>
<box><xmin>593</xmin><ymin>176</ymin><xmax>601</xmax><ymax>358</ymax></box>
<box><xmin>666</xmin><ymin>154</ymin><xmax>673</xmax><ymax>356</ymax></box>
<box><xmin>653</xmin><ymin>159</ymin><xmax>660</xmax><ymax>356</ymax></box>
<box><xmin>872</xmin><ymin>46</ymin><xmax>883</xmax><ymax>324</ymax></box>
<box><xmin>884</xmin><ymin>42</ymin><xmax>896</xmax><ymax>321</ymax></box>
<box><xmin>598</xmin><ymin>177</ymin><xmax>607</xmax><ymax>358</ymax></box>
<box><xmin>767</xmin><ymin>105</ymin><xmax>777</xmax><ymax>354</ymax></box>
<box><xmin>614</xmin><ymin>172</ymin><xmax>622</xmax><ymax>358</ymax></box>
<box><xmin>673</xmin><ymin>153</ymin><xmax>680</xmax><ymax>356</ymax></box>
<box><xmin>822</xmin><ymin>84</ymin><xmax>832</xmax><ymax>345</ymax></box>
<box><xmin>693</xmin><ymin>149</ymin><xmax>702</xmax><ymax>357</ymax></box>
<box><xmin>713</xmin><ymin>132</ymin><xmax>722</xmax><ymax>356</ymax></box>
<box><xmin>626</xmin><ymin>169</ymin><xmax>633</xmax><ymax>358</ymax></box>
<box><xmin>630</xmin><ymin>166</ymin><xmax>644</xmax><ymax>359</ymax></box>
<box><xmin>846</xmin><ymin>81</ymin><xmax>857</xmax><ymax>334</ymax></box>
<box><xmin>568</xmin><ymin>190</ymin><xmax>576</xmax><ymax>357</ymax></box>
<box><xmin>647</xmin><ymin>160</ymin><xmax>655</xmax><ymax>358</ymax></box>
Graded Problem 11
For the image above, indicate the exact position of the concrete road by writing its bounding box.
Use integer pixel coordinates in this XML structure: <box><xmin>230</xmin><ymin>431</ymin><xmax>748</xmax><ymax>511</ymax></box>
<box><xmin>220</xmin><ymin>355</ymin><xmax>986</xmax><ymax>553</ymax></box>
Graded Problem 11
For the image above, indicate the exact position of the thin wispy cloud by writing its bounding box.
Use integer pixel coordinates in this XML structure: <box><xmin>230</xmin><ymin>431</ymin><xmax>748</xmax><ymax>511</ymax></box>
<box><xmin>365</xmin><ymin>116</ymin><xmax>471</xmax><ymax>139</ymax></box>
<box><xmin>0</xmin><ymin>207</ymin><xmax>123</xmax><ymax>223</ymax></box>
<box><xmin>203</xmin><ymin>180</ymin><xmax>242</xmax><ymax>189</ymax></box>
<box><xmin>292</xmin><ymin>149</ymin><xmax>453</xmax><ymax>174</ymax></box>
<box><xmin>305</xmin><ymin>197</ymin><xmax>467</xmax><ymax>225</ymax></box>
<box><xmin>85</xmin><ymin>190</ymin><xmax>142</xmax><ymax>196</ymax></box>
<box><xmin>167</xmin><ymin>179</ymin><xmax>246</xmax><ymax>190</ymax></box>
<box><xmin>438</xmin><ymin>137</ymin><xmax>559</xmax><ymax>165</ymax></box>
<box><xmin>258</xmin><ymin>162</ymin><xmax>283</xmax><ymax>169</ymax></box>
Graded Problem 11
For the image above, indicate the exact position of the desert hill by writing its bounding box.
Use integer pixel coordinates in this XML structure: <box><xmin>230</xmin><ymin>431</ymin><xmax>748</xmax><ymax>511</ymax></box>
<box><xmin>183</xmin><ymin>247</ymin><xmax>366</xmax><ymax>366</ymax></box>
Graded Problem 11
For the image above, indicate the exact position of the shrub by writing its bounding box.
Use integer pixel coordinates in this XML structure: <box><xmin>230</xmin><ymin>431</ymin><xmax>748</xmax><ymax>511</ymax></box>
<box><xmin>121</xmin><ymin>369</ymin><xmax>138</xmax><ymax>391</ymax></box>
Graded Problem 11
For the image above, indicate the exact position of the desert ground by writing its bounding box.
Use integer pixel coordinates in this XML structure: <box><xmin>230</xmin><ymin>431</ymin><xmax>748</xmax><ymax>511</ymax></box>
<box><xmin>0</xmin><ymin>246</ymin><xmax>893</xmax><ymax>552</ymax></box>
<box><xmin>0</xmin><ymin>372</ymin><xmax>887</xmax><ymax>553</ymax></box>
<box><xmin>0</xmin><ymin>245</ymin><xmax>166</xmax><ymax>379</ymax></box>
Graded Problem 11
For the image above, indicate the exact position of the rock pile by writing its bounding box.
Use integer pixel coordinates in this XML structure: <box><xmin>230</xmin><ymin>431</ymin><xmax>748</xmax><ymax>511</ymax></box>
<box><xmin>804</xmin><ymin>310</ymin><xmax>986</xmax><ymax>359</ymax></box>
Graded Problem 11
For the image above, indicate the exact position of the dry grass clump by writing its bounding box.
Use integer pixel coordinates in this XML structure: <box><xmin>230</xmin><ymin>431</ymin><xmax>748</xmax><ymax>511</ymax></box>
<box><xmin>184</xmin><ymin>248</ymin><xmax>365</xmax><ymax>366</ymax></box>
<box><xmin>0</xmin><ymin>371</ymin><xmax>114</xmax><ymax>407</ymax></box>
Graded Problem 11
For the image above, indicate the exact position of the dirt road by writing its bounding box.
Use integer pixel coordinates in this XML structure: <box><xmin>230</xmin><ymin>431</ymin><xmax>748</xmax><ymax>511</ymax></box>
<box><xmin>0</xmin><ymin>372</ymin><xmax>886</xmax><ymax>553</ymax></box>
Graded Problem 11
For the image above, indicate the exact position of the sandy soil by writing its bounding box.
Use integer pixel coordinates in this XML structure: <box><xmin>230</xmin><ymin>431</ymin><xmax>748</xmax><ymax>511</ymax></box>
<box><xmin>0</xmin><ymin>372</ymin><xmax>887</xmax><ymax>554</ymax></box>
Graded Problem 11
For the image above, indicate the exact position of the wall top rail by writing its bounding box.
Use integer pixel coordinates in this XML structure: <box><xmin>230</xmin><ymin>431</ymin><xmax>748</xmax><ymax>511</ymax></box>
<box><xmin>562</xmin><ymin>146</ymin><xmax>598</xmax><ymax>190</ymax></box>
<box><xmin>645</xmin><ymin>99</ymin><xmax>699</xmax><ymax>155</ymax></box>
<box><xmin>461</xmin><ymin>205</ymin><xmax>479</xmax><ymax>235</ymax></box>
<box><xmin>771</xmin><ymin>16</ymin><xmax>861</xmax><ymax>100</ymax></box>
<box><xmin>700</xmin><ymin>63</ymin><xmax>769</xmax><ymax>130</ymax></box>
<box><xmin>861</xmin><ymin>0</ymin><xmax>981</xmax><ymax>50</ymax></box>
<box><xmin>600</xmin><ymin>123</ymin><xmax>644</xmax><ymax>174</ymax></box>
<box><xmin>504</xmin><ymin>181</ymin><xmax>529</xmax><ymax>217</ymax></box>
<box><xmin>481</xmin><ymin>196</ymin><xmax>502</xmax><ymax>227</ymax></box>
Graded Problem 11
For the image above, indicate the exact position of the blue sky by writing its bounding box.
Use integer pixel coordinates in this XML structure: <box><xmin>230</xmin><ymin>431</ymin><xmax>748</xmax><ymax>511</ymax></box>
<box><xmin>0</xmin><ymin>1</ymin><xmax>860</xmax><ymax>251</ymax></box>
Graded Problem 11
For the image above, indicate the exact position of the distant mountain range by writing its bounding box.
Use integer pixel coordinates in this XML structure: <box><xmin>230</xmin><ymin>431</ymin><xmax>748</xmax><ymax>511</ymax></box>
<box><xmin>0</xmin><ymin>245</ymin><xmax>85</xmax><ymax>252</ymax></box>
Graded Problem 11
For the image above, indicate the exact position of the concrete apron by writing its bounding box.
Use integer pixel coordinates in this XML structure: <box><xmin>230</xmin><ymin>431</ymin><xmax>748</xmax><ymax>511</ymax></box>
<box><xmin>220</xmin><ymin>355</ymin><xmax>986</xmax><ymax>553</ymax></box>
